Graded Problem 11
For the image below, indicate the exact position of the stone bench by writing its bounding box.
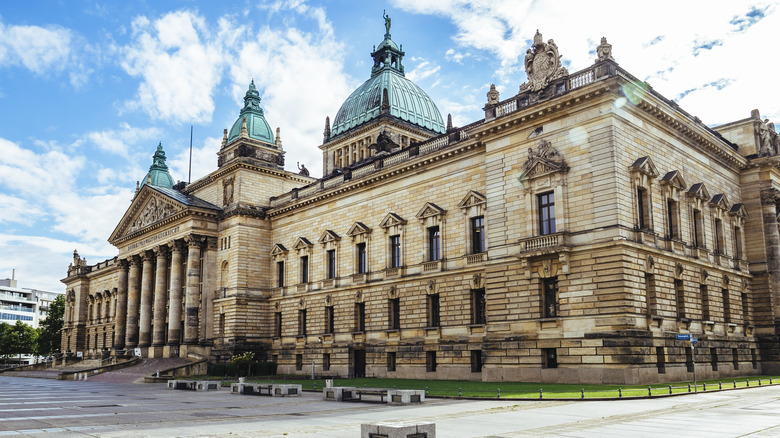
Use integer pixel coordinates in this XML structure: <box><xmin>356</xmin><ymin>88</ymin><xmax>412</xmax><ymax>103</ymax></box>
<box><xmin>361</xmin><ymin>421</ymin><xmax>436</xmax><ymax>438</ymax></box>
<box><xmin>230</xmin><ymin>383</ymin><xmax>300</xmax><ymax>397</ymax></box>
<box><xmin>387</xmin><ymin>389</ymin><xmax>425</xmax><ymax>405</ymax></box>
<box><xmin>167</xmin><ymin>379</ymin><xmax>220</xmax><ymax>391</ymax></box>
<box><xmin>325</xmin><ymin>387</ymin><xmax>425</xmax><ymax>405</ymax></box>
<box><xmin>323</xmin><ymin>386</ymin><xmax>357</xmax><ymax>401</ymax></box>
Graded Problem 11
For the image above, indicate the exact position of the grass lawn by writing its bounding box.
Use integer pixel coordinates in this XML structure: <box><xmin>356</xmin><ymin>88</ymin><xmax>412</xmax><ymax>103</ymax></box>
<box><xmin>216</xmin><ymin>375</ymin><xmax>780</xmax><ymax>399</ymax></box>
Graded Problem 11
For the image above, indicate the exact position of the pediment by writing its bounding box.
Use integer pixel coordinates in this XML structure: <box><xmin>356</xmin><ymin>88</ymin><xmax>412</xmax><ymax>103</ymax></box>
<box><xmin>292</xmin><ymin>236</ymin><xmax>313</xmax><ymax>250</ymax></box>
<box><xmin>270</xmin><ymin>243</ymin><xmax>288</xmax><ymax>256</ymax></box>
<box><xmin>416</xmin><ymin>202</ymin><xmax>446</xmax><ymax>219</ymax></box>
<box><xmin>519</xmin><ymin>139</ymin><xmax>568</xmax><ymax>181</ymax></box>
<box><xmin>629</xmin><ymin>156</ymin><xmax>659</xmax><ymax>178</ymax></box>
<box><xmin>729</xmin><ymin>203</ymin><xmax>748</xmax><ymax>219</ymax></box>
<box><xmin>458</xmin><ymin>190</ymin><xmax>486</xmax><ymax>209</ymax></box>
<box><xmin>318</xmin><ymin>230</ymin><xmax>341</xmax><ymax>243</ymax></box>
<box><xmin>709</xmin><ymin>193</ymin><xmax>731</xmax><ymax>211</ymax></box>
<box><xmin>686</xmin><ymin>182</ymin><xmax>710</xmax><ymax>200</ymax></box>
<box><xmin>110</xmin><ymin>187</ymin><xmax>186</xmax><ymax>243</ymax></box>
<box><xmin>347</xmin><ymin>221</ymin><xmax>372</xmax><ymax>236</ymax></box>
<box><xmin>379</xmin><ymin>212</ymin><xmax>407</xmax><ymax>229</ymax></box>
<box><xmin>660</xmin><ymin>170</ymin><xmax>687</xmax><ymax>190</ymax></box>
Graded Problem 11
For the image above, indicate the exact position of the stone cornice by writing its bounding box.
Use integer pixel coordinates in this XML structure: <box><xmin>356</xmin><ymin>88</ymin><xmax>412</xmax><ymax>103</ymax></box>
<box><xmin>111</xmin><ymin>208</ymin><xmax>219</xmax><ymax>246</ymax></box>
<box><xmin>320</xmin><ymin>116</ymin><xmax>439</xmax><ymax>149</ymax></box>
<box><xmin>184</xmin><ymin>159</ymin><xmax>314</xmax><ymax>193</ymax></box>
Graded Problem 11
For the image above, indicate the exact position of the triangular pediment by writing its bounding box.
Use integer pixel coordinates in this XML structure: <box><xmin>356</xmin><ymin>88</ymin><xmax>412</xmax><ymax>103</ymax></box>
<box><xmin>519</xmin><ymin>139</ymin><xmax>568</xmax><ymax>182</ymax></box>
<box><xmin>292</xmin><ymin>237</ymin><xmax>313</xmax><ymax>250</ymax></box>
<box><xmin>318</xmin><ymin>230</ymin><xmax>341</xmax><ymax>243</ymax></box>
<box><xmin>270</xmin><ymin>243</ymin><xmax>288</xmax><ymax>256</ymax></box>
<box><xmin>110</xmin><ymin>186</ymin><xmax>187</xmax><ymax>243</ymax></box>
<box><xmin>709</xmin><ymin>193</ymin><xmax>731</xmax><ymax>211</ymax></box>
<box><xmin>686</xmin><ymin>182</ymin><xmax>710</xmax><ymax>200</ymax></box>
<box><xmin>660</xmin><ymin>170</ymin><xmax>687</xmax><ymax>190</ymax></box>
<box><xmin>729</xmin><ymin>203</ymin><xmax>748</xmax><ymax>219</ymax></box>
<box><xmin>458</xmin><ymin>190</ymin><xmax>486</xmax><ymax>209</ymax></box>
<box><xmin>629</xmin><ymin>156</ymin><xmax>659</xmax><ymax>178</ymax></box>
<box><xmin>416</xmin><ymin>202</ymin><xmax>446</xmax><ymax>219</ymax></box>
<box><xmin>347</xmin><ymin>221</ymin><xmax>372</xmax><ymax>236</ymax></box>
<box><xmin>379</xmin><ymin>212</ymin><xmax>407</xmax><ymax>229</ymax></box>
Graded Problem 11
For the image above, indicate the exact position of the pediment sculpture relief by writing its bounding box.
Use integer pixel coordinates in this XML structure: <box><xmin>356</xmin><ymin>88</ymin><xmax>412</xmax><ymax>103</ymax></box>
<box><xmin>128</xmin><ymin>197</ymin><xmax>179</xmax><ymax>233</ymax></box>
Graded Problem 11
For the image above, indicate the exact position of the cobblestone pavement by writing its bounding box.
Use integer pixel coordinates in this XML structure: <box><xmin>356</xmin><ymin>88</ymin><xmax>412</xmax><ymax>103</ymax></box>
<box><xmin>1</xmin><ymin>376</ymin><xmax>779</xmax><ymax>437</ymax></box>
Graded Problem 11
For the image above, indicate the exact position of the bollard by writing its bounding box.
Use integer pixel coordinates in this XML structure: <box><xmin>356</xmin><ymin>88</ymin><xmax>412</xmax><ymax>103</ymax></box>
<box><xmin>733</xmin><ymin>380</ymin><xmax>736</xmax><ymax>388</ymax></box>
<box><xmin>458</xmin><ymin>387</ymin><xmax>462</xmax><ymax>398</ymax></box>
<box><xmin>648</xmin><ymin>386</ymin><xmax>651</xmax><ymax>397</ymax></box>
<box><xmin>688</xmin><ymin>383</ymin><xmax>691</xmax><ymax>393</ymax></box>
<box><xmin>759</xmin><ymin>378</ymin><xmax>762</xmax><ymax>386</ymax></box>
<box><xmin>618</xmin><ymin>388</ymin><xmax>622</xmax><ymax>398</ymax></box>
<box><xmin>719</xmin><ymin>382</ymin><xmax>722</xmax><ymax>390</ymax></box>
<box><xmin>73</xmin><ymin>373</ymin><xmax>77</xmax><ymax>380</ymax></box>
<box><xmin>703</xmin><ymin>383</ymin><xmax>706</xmax><ymax>391</ymax></box>
<box><xmin>425</xmin><ymin>386</ymin><xmax>429</xmax><ymax>397</ymax></box>
<box><xmin>669</xmin><ymin>385</ymin><xmax>672</xmax><ymax>395</ymax></box>
<box><xmin>540</xmin><ymin>388</ymin><xmax>543</xmax><ymax>399</ymax></box>
<box><xmin>581</xmin><ymin>388</ymin><xmax>584</xmax><ymax>399</ymax></box>
<box><xmin>746</xmin><ymin>379</ymin><xmax>750</xmax><ymax>387</ymax></box>
<box><xmin>156</xmin><ymin>370</ymin><xmax>160</xmax><ymax>378</ymax></box>
<box><xmin>497</xmin><ymin>388</ymin><xmax>500</xmax><ymax>398</ymax></box>
<box><xmin>314</xmin><ymin>383</ymin><xmax>317</xmax><ymax>390</ymax></box>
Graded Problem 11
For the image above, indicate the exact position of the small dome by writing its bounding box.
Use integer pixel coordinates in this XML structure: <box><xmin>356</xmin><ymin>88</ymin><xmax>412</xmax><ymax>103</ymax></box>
<box><xmin>140</xmin><ymin>142</ymin><xmax>174</xmax><ymax>189</ymax></box>
<box><xmin>227</xmin><ymin>80</ymin><xmax>274</xmax><ymax>144</ymax></box>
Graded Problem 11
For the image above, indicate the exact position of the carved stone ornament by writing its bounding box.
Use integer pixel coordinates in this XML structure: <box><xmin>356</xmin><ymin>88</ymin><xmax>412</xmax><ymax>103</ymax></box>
<box><xmin>596</xmin><ymin>37</ymin><xmax>613</xmax><ymax>62</ymax></box>
<box><xmin>758</xmin><ymin>118</ymin><xmax>775</xmax><ymax>157</ymax></box>
<box><xmin>486</xmin><ymin>84</ymin><xmax>499</xmax><ymax>105</ymax></box>
<box><xmin>223</xmin><ymin>177</ymin><xmax>235</xmax><ymax>206</ymax></box>
<box><xmin>519</xmin><ymin>30</ymin><xmax>569</xmax><ymax>93</ymax></box>
<box><xmin>519</xmin><ymin>139</ymin><xmax>567</xmax><ymax>180</ymax></box>
<box><xmin>760</xmin><ymin>188</ymin><xmax>779</xmax><ymax>206</ymax></box>
<box><xmin>129</xmin><ymin>197</ymin><xmax>179</xmax><ymax>233</ymax></box>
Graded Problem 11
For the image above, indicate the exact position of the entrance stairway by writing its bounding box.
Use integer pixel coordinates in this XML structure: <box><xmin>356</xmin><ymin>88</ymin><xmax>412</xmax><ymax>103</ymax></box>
<box><xmin>2</xmin><ymin>357</ymin><xmax>192</xmax><ymax>383</ymax></box>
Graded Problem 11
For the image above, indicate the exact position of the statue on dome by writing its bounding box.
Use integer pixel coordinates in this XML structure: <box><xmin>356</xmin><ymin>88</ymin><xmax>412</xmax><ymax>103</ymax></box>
<box><xmin>383</xmin><ymin>10</ymin><xmax>391</xmax><ymax>35</ymax></box>
<box><xmin>297</xmin><ymin>162</ymin><xmax>310</xmax><ymax>177</ymax></box>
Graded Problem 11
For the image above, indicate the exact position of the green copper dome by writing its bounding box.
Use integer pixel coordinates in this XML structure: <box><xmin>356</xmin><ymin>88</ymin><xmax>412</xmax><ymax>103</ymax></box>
<box><xmin>330</xmin><ymin>17</ymin><xmax>445</xmax><ymax>137</ymax></box>
<box><xmin>140</xmin><ymin>142</ymin><xmax>174</xmax><ymax>189</ymax></box>
<box><xmin>227</xmin><ymin>80</ymin><xmax>274</xmax><ymax>144</ymax></box>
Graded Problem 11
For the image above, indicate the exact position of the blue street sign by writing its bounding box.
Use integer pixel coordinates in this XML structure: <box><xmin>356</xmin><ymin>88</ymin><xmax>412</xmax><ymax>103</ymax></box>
<box><xmin>692</xmin><ymin>338</ymin><xmax>698</xmax><ymax>343</ymax></box>
<box><xmin>676</xmin><ymin>334</ymin><xmax>691</xmax><ymax>340</ymax></box>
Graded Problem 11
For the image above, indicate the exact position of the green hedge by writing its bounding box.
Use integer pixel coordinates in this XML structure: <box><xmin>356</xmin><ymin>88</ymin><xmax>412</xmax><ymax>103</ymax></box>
<box><xmin>209</xmin><ymin>361</ymin><xmax>277</xmax><ymax>377</ymax></box>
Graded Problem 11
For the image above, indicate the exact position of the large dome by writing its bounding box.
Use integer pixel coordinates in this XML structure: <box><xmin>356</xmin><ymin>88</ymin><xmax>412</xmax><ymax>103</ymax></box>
<box><xmin>330</xmin><ymin>25</ymin><xmax>445</xmax><ymax>138</ymax></box>
<box><xmin>227</xmin><ymin>80</ymin><xmax>274</xmax><ymax>144</ymax></box>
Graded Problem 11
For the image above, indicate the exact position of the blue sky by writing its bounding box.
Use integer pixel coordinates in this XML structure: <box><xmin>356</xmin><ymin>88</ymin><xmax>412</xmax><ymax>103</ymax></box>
<box><xmin>1</xmin><ymin>0</ymin><xmax>778</xmax><ymax>292</ymax></box>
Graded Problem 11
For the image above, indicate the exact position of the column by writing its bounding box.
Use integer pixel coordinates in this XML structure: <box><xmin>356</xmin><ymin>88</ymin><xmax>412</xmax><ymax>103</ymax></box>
<box><xmin>183</xmin><ymin>235</ymin><xmax>202</xmax><ymax>344</ymax></box>
<box><xmin>125</xmin><ymin>256</ymin><xmax>141</xmax><ymax>348</ymax></box>
<box><xmin>167</xmin><ymin>241</ymin><xmax>184</xmax><ymax>345</ymax></box>
<box><xmin>152</xmin><ymin>245</ymin><xmax>169</xmax><ymax>347</ymax></box>
<box><xmin>138</xmin><ymin>251</ymin><xmax>154</xmax><ymax>348</ymax></box>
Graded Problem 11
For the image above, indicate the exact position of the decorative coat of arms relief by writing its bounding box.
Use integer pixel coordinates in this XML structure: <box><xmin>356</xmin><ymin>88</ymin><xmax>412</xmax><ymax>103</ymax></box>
<box><xmin>519</xmin><ymin>30</ymin><xmax>569</xmax><ymax>93</ymax></box>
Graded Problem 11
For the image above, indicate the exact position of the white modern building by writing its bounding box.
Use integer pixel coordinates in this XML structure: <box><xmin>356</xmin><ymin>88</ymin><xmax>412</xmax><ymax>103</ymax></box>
<box><xmin>1</xmin><ymin>274</ymin><xmax>63</xmax><ymax>364</ymax></box>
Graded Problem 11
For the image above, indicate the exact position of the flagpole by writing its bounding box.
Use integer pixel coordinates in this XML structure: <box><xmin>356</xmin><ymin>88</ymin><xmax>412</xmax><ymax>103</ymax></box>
<box><xmin>188</xmin><ymin>126</ymin><xmax>193</xmax><ymax>183</ymax></box>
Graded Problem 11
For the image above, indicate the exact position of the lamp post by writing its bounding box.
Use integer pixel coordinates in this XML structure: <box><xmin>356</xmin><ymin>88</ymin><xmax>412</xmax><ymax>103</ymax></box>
<box><xmin>18</xmin><ymin>332</ymin><xmax>22</xmax><ymax>366</ymax></box>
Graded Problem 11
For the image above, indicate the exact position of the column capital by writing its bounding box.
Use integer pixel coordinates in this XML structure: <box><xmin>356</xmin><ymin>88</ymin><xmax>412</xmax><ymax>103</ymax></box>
<box><xmin>141</xmin><ymin>250</ymin><xmax>155</xmax><ymax>263</ymax></box>
<box><xmin>761</xmin><ymin>188</ymin><xmax>780</xmax><ymax>206</ymax></box>
<box><xmin>154</xmin><ymin>244</ymin><xmax>168</xmax><ymax>258</ymax></box>
<box><xmin>169</xmin><ymin>239</ymin><xmax>185</xmax><ymax>254</ymax></box>
<box><xmin>118</xmin><ymin>258</ymin><xmax>130</xmax><ymax>270</ymax></box>
<box><xmin>185</xmin><ymin>234</ymin><xmax>204</xmax><ymax>248</ymax></box>
<box><xmin>129</xmin><ymin>255</ymin><xmax>142</xmax><ymax>267</ymax></box>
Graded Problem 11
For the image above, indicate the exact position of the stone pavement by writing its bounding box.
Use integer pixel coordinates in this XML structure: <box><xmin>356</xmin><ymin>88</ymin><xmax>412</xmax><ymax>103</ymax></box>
<box><xmin>1</xmin><ymin>376</ymin><xmax>779</xmax><ymax>437</ymax></box>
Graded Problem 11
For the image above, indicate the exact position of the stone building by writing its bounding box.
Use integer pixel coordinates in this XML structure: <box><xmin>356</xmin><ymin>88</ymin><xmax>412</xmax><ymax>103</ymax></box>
<box><xmin>62</xmin><ymin>22</ymin><xmax>780</xmax><ymax>384</ymax></box>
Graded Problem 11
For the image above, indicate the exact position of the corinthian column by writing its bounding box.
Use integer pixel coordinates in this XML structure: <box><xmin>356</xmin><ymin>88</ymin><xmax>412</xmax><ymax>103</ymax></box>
<box><xmin>152</xmin><ymin>245</ymin><xmax>169</xmax><ymax>347</ymax></box>
<box><xmin>113</xmin><ymin>260</ymin><xmax>128</xmax><ymax>350</ymax></box>
<box><xmin>125</xmin><ymin>256</ymin><xmax>141</xmax><ymax>348</ymax></box>
<box><xmin>183</xmin><ymin>235</ymin><xmax>202</xmax><ymax>344</ymax></box>
<box><xmin>167</xmin><ymin>241</ymin><xmax>184</xmax><ymax>345</ymax></box>
<box><xmin>138</xmin><ymin>251</ymin><xmax>154</xmax><ymax>348</ymax></box>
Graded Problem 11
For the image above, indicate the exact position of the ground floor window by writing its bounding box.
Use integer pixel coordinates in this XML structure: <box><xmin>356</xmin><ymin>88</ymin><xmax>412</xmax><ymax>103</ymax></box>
<box><xmin>471</xmin><ymin>350</ymin><xmax>483</xmax><ymax>373</ymax></box>
<box><xmin>542</xmin><ymin>348</ymin><xmax>557</xmax><ymax>369</ymax></box>
<box><xmin>426</xmin><ymin>351</ymin><xmax>437</xmax><ymax>372</ymax></box>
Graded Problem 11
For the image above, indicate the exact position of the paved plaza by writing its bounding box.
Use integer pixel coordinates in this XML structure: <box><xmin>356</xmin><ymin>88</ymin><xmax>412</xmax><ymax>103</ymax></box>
<box><xmin>1</xmin><ymin>376</ymin><xmax>780</xmax><ymax>437</ymax></box>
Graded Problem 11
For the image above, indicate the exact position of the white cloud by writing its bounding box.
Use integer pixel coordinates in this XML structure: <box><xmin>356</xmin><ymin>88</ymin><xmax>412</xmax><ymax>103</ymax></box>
<box><xmin>85</xmin><ymin>123</ymin><xmax>162</xmax><ymax>156</ymax></box>
<box><xmin>0</xmin><ymin>20</ymin><xmax>73</xmax><ymax>73</ymax></box>
<box><xmin>168</xmin><ymin>136</ymin><xmax>222</xmax><ymax>184</ymax></box>
<box><xmin>0</xmin><ymin>193</ymin><xmax>43</xmax><ymax>225</ymax></box>
<box><xmin>406</xmin><ymin>60</ymin><xmax>441</xmax><ymax>83</ymax></box>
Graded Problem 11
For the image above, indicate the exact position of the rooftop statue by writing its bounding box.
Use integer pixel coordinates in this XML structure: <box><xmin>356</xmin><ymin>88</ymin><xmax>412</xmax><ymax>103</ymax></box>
<box><xmin>383</xmin><ymin>10</ymin><xmax>391</xmax><ymax>35</ymax></box>
<box><xmin>519</xmin><ymin>30</ymin><xmax>568</xmax><ymax>93</ymax></box>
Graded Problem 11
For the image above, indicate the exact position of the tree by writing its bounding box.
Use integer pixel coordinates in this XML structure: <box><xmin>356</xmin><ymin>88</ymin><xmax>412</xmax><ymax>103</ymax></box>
<box><xmin>38</xmin><ymin>294</ymin><xmax>65</xmax><ymax>356</ymax></box>
<box><xmin>0</xmin><ymin>323</ymin><xmax>11</xmax><ymax>361</ymax></box>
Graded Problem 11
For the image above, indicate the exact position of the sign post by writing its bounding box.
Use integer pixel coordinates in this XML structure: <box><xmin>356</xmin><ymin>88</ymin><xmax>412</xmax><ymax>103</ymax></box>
<box><xmin>677</xmin><ymin>335</ymin><xmax>696</xmax><ymax>391</ymax></box>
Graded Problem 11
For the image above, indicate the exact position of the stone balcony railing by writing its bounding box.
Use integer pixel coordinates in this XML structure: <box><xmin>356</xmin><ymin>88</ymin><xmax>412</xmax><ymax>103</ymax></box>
<box><xmin>519</xmin><ymin>232</ymin><xmax>568</xmax><ymax>252</ymax></box>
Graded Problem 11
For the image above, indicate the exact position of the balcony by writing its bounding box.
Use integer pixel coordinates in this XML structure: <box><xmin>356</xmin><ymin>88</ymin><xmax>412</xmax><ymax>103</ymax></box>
<box><xmin>423</xmin><ymin>260</ymin><xmax>442</xmax><ymax>272</ymax></box>
<box><xmin>518</xmin><ymin>232</ymin><xmax>569</xmax><ymax>253</ymax></box>
<box><xmin>466</xmin><ymin>253</ymin><xmax>485</xmax><ymax>265</ymax></box>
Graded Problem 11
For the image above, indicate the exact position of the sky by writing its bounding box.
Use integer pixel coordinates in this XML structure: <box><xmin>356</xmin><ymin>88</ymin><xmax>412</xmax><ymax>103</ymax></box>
<box><xmin>1</xmin><ymin>0</ymin><xmax>778</xmax><ymax>293</ymax></box>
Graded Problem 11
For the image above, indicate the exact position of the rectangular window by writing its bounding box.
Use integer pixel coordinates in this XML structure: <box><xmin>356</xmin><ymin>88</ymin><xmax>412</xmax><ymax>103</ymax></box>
<box><xmin>326</xmin><ymin>250</ymin><xmax>336</xmax><ymax>279</ymax></box>
<box><xmin>693</xmin><ymin>209</ymin><xmax>704</xmax><ymax>247</ymax></box>
<box><xmin>300</xmin><ymin>256</ymin><xmax>309</xmax><ymax>283</ymax></box>
<box><xmin>542</xmin><ymin>348</ymin><xmax>558</xmax><ymax>369</ymax></box>
<box><xmin>388</xmin><ymin>298</ymin><xmax>400</xmax><ymax>330</ymax></box>
<box><xmin>427</xmin><ymin>294</ymin><xmax>440</xmax><ymax>327</ymax></box>
<box><xmin>667</xmin><ymin>199</ymin><xmax>679</xmax><ymax>239</ymax></box>
<box><xmin>656</xmin><ymin>346</ymin><xmax>666</xmax><ymax>374</ymax></box>
<box><xmin>538</xmin><ymin>192</ymin><xmax>556</xmax><ymax>235</ymax></box>
<box><xmin>715</xmin><ymin>218</ymin><xmax>724</xmax><ymax>254</ymax></box>
<box><xmin>637</xmin><ymin>187</ymin><xmax>650</xmax><ymax>229</ymax></box>
<box><xmin>701</xmin><ymin>284</ymin><xmax>710</xmax><ymax>321</ymax></box>
<box><xmin>277</xmin><ymin>261</ymin><xmax>285</xmax><ymax>288</ymax></box>
<box><xmin>356</xmin><ymin>242</ymin><xmax>367</xmax><ymax>274</ymax></box>
<box><xmin>471</xmin><ymin>350</ymin><xmax>483</xmax><ymax>373</ymax></box>
<box><xmin>387</xmin><ymin>352</ymin><xmax>396</xmax><ymax>372</ymax></box>
<box><xmin>428</xmin><ymin>226</ymin><xmax>440</xmax><ymax>261</ymax></box>
<box><xmin>734</xmin><ymin>226</ymin><xmax>743</xmax><ymax>260</ymax></box>
<box><xmin>295</xmin><ymin>354</ymin><xmax>303</xmax><ymax>370</ymax></box>
<box><xmin>732</xmin><ymin>348</ymin><xmax>739</xmax><ymax>370</ymax></box>
<box><xmin>722</xmin><ymin>288</ymin><xmax>731</xmax><ymax>323</ymax></box>
<box><xmin>741</xmin><ymin>292</ymin><xmax>750</xmax><ymax>324</ymax></box>
<box><xmin>471</xmin><ymin>216</ymin><xmax>485</xmax><ymax>253</ymax></box>
<box><xmin>471</xmin><ymin>288</ymin><xmax>486</xmax><ymax>325</ymax></box>
<box><xmin>426</xmin><ymin>351</ymin><xmax>437</xmax><ymax>372</ymax></box>
<box><xmin>274</xmin><ymin>312</ymin><xmax>282</xmax><ymax>337</ymax></box>
<box><xmin>323</xmin><ymin>353</ymin><xmax>330</xmax><ymax>371</ymax></box>
<box><xmin>645</xmin><ymin>273</ymin><xmax>656</xmax><ymax>316</ymax></box>
<box><xmin>675</xmin><ymin>279</ymin><xmax>685</xmax><ymax>319</ymax></box>
<box><xmin>354</xmin><ymin>302</ymin><xmax>365</xmax><ymax>332</ymax></box>
<box><xmin>390</xmin><ymin>235</ymin><xmax>401</xmax><ymax>268</ymax></box>
<box><xmin>543</xmin><ymin>277</ymin><xmax>558</xmax><ymax>318</ymax></box>
<box><xmin>298</xmin><ymin>309</ymin><xmax>307</xmax><ymax>336</ymax></box>
<box><xmin>325</xmin><ymin>306</ymin><xmax>334</xmax><ymax>334</ymax></box>
<box><xmin>711</xmin><ymin>347</ymin><xmax>718</xmax><ymax>371</ymax></box>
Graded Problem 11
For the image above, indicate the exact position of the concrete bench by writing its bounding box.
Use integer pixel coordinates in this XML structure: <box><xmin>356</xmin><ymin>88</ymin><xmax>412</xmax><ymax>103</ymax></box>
<box><xmin>361</xmin><ymin>421</ymin><xmax>436</xmax><ymax>438</ymax></box>
<box><xmin>271</xmin><ymin>384</ymin><xmax>301</xmax><ymax>397</ymax></box>
<box><xmin>323</xmin><ymin>386</ymin><xmax>357</xmax><ymax>401</ymax></box>
<box><xmin>167</xmin><ymin>379</ymin><xmax>220</xmax><ymax>391</ymax></box>
<box><xmin>387</xmin><ymin>389</ymin><xmax>425</xmax><ymax>405</ymax></box>
<box><xmin>231</xmin><ymin>383</ymin><xmax>300</xmax><ymax>397</ymax></box>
